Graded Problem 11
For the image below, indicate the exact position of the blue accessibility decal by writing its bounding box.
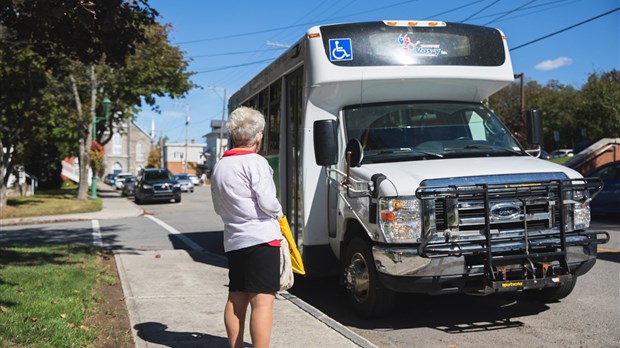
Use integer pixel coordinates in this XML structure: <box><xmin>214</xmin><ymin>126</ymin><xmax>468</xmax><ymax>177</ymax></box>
<box><xmin>329</xmin><ymin>38</ymin><xmax>353</xmax><ymax>61</ymax></box>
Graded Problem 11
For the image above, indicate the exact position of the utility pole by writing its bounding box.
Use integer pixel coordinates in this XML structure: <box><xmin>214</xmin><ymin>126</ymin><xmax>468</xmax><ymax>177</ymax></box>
<box><xmin>184</xmin><ymin>104</ymin><xmax>190</xmax><ymax>173</ymax></box>
<box><xmin>207</xmin><ymin>87</ymin><xmax>228</xmax><ymax>160</ymax></box>
<box><xmin>514</xmin><ymin>73</ymin><xmax>525</xmax><ymax>128</ymax></box>
<box><xmin>219</xmin><ymin>88</ymin><xmax>227</xmax><ymax>159</ymax></box>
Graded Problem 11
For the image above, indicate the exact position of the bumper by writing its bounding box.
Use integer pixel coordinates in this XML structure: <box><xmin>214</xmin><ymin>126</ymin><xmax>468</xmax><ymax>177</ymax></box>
<box><xmin>372</xmin><ymin>230</ymin><xmax>608</xmax><ymax>294</ymax></box>
<box><xmin>140</xmin><ymin>189</ymin><xmax>181</xmax><ymax>202</ymax></box>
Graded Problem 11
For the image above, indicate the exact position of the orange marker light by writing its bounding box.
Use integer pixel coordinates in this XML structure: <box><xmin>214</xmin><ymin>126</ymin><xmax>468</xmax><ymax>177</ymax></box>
<box><xmin>381</xmin><ymin>211</ymin><xmax>396</xmax><ymax>221</ymax></box>
<box><xmin>308</xmin><ymin>33</ymin><xmax>321</xmax><ymax>39</ymax></box>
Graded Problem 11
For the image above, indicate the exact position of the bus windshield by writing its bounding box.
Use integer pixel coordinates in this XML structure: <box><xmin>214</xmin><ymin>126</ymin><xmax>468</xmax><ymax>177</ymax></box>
<box><xmin>344</xmin><ymin>102</ymin><xmax>524</xmax><ymax>163</ymax></box>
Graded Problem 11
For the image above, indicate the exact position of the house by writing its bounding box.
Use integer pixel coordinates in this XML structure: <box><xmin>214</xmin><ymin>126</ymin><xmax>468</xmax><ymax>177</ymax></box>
<box><xmin>202</xmin><ymin>119</ymin><xmax>229</xmax><ymax>176</ymax></box>
<box><xmin>103</xmin><ymin>121</ymin><xmax>153</xmax><ymax>176</ymax></box>
<box><xmin>164</xmin><ymin>140</ymin><xmax>207</xmax><ymax>175</ymax></box>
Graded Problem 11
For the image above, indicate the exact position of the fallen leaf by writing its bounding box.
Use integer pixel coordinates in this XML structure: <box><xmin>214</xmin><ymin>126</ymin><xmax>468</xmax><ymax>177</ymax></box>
<box><xmin>0</xmin><ymin>305</ymin><xmax>8</xmax><ymax>312</ymax></box>
<box><xmin>67</xmin><ymin>322</ymin><xmax>76</xmax><ymax>329</ymax></box>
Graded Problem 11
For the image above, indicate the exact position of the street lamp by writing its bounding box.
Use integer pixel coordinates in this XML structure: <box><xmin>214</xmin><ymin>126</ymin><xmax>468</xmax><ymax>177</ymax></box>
<box><xmin>90</xmin><ymin>97</ymin><xmax>112</xmax><ymax>200</ymax></box>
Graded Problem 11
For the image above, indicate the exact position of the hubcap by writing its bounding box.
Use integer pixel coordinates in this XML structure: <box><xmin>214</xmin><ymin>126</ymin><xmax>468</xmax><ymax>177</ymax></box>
<box><xmin>345</xmin><ymin>252</ymin><xmax>370</xmax><ymax>302</ymax></box>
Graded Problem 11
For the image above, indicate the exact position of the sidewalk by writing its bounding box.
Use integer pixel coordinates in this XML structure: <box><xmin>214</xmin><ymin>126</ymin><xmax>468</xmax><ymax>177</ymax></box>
<box><xmin>1</xmin><ymin>185</ymin><xmax>375</xmax><ymax>347</ymax></box>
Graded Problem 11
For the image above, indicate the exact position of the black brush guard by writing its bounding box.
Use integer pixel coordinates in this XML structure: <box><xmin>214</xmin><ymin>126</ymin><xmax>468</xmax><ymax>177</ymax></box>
<box><xmin>415</xmin><ymin>178</ymin><xmax>610</xmax><ymax>293</ymax></box>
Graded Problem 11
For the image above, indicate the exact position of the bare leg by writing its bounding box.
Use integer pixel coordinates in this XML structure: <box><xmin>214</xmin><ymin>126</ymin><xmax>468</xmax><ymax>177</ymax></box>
<box><xmin>224</xmin><ymin>292</ymin><xmax>250</xmax><ymax>348</ymax></box>
<box><xmin>248</xmin><ymin>292</ymin><xmax>276</xmax><ymax>348</ymax></box>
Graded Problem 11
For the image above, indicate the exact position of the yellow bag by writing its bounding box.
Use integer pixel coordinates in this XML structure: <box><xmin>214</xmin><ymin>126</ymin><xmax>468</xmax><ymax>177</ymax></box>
<box><xmin>279</xmin><ymin>216</ymin><xmax>306</xmax><ymax>275</ymax></box>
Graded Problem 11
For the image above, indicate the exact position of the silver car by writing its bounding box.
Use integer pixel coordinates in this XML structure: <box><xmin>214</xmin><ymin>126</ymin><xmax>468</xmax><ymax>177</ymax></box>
<box><xmin>174</xmin><ymin>173</ymin><xmax>194</xmax><ymax>193</ymax></box>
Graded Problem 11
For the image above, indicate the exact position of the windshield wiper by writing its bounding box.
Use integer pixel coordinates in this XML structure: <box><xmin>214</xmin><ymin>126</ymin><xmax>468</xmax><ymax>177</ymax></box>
<box><xmin>377</xmin><ymin>148</ymin><xmax>443</xmax><ymax>158</ymax></box>
<box><xmin>445</xmin><ymin>144</ymin><xmax>522</xmax><ymax>155</ymax></box>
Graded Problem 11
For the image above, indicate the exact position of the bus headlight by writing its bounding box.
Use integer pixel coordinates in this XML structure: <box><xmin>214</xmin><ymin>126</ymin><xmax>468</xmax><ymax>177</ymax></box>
<box><xmin>572</xmin><ymin>190</ymin><xmax>591</xmax><ymax>230</ymax></box>
<box><xmin>379</xmin><ymin>196</ymin><xmax>422</xmax><ymax>243</ymax></box>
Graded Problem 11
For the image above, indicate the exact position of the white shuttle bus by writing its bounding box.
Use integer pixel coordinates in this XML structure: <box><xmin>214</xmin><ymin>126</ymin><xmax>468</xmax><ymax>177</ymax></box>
<box><xmin>228</xmin><ymin>20</ymin><xmax>609</xmax><ymax>317</ymax></box>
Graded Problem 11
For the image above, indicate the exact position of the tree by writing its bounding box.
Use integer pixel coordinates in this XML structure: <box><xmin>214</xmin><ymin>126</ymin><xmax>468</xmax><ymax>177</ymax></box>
<box><xmin>95</xmin><ymin>22</ymin><xmax>195</xmax><ymax>146</ymax></box>
<box><xmin>1</xmin><ymin>0</ymin><xmax>158</xmax><ymax>200</ymax></box>
<box><xmin>577</xmin><ymin>70</ymin><xmax>620</xmax><ymax>142</ymax></box>
<box><xmin>147</xmin><ymin>147</ymin><xmax>160</xmax><ymax>168</ymax></box>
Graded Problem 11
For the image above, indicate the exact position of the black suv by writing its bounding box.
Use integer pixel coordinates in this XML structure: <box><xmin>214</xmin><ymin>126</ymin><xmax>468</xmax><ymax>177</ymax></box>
<box><xmin>134</xmin><ymin>168</ymin><xmax>181</xmax><ymax>204</ymax></box>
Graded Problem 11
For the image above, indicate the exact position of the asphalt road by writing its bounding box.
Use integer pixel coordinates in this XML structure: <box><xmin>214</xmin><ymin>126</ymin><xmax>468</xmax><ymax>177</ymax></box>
<box><xmin>1</xmin><ymin>185</ymin><xmax>618</xmax><ymax>347</ymax></box>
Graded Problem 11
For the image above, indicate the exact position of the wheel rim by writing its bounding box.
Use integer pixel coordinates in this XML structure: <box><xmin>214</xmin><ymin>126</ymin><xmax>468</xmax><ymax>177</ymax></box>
<box><xmin>346</xmin><ymin>251</ymin><xmax>370</xmax><ymax>303</ymax></box>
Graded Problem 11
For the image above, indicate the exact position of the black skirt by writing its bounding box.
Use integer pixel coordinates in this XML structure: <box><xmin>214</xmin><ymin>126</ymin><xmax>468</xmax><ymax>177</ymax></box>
<box><xmin>226</xmin><ymin>243</ymin><xmax>280</xmax><ymax>293</ymax></box>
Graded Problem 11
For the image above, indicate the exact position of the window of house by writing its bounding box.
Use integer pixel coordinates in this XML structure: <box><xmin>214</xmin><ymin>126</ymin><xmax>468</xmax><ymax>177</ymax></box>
<box><xmin>112</xmin><ymin>133</ymin><xmax>122</xmax><ymax>155</ymax></box>
<box><xmin>136</xmin><ymin>143</ymin><xmax>144</xmax><ymax>161</ymax></box>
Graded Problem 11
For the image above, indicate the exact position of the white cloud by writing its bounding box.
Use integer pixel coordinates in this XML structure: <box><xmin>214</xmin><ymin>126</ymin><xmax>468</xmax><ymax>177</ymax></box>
<box><xmin>535</xmin><ymin>57</ymin><xmax>573</xmax><ymax>71</ymax></box>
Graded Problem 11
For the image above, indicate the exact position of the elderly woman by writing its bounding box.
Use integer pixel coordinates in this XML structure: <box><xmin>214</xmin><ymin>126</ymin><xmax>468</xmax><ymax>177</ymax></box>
<box><xmin>210</xmin><ymin>106</ymin><xmax>283</xmax><ymax>348</ymax></box>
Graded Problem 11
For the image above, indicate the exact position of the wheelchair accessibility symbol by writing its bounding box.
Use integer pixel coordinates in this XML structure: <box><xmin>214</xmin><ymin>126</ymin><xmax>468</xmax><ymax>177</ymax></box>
<box><xmin>329</xmin><ymin>38</ymin><xmax>352</xmax><ymax>61</ymax></box>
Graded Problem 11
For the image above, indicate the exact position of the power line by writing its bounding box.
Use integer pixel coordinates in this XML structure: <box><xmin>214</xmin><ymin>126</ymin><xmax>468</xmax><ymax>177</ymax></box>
<box><xmin>483</xmin><ymin>0</ymin><xmax>537</xmax><ymax>26</ymax></box>
<box><xmin>510</xmin><ymin>7</ymin><xmax>620</xmax><ymax>51</ymax></box>
<box><xmin>194</xmin><ymin>58</ymin><xmax>277</xmax><ymax>74</ymax></box>
<box><xmin>174</xmin><ymin>0</ymin><xmax>422</xmax><ymax>45</ymax></box>
<box><xmin>460</xmin><ymin>0</ymin><xmax>501</xmax><ymax>22</ymax></box>
<box><xmin>423</xmin><ymin>0</ymin><xmax>485</xmax><ymax>20</ymax></box>
<box><xmin>188</xmin><ymin>47</ymin><xmax>284</xmax><ymax>59</ymax></box>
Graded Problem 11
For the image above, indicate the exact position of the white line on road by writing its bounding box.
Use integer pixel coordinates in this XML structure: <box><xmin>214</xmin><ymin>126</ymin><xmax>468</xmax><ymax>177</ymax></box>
<box><xmin>91</xmin><ymin>220</ymin><xmax>103</xmax><ymax>247</ymax></box>
<box><xmin>145</xmin><ymin>215</ymin><xmax>204</xmax><ymax>252</ymax></box>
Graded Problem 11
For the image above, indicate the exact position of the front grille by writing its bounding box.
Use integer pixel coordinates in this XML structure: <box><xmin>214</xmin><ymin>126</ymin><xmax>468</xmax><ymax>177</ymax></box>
<box><xmin>435</xmin><ymin>187</ymin><xmax>560</xmax><ymax>234</ymax></box>
<box><xmin>154</xmin><ymin>183</ymin><xmax>172</xmax><ymax>191</ymax></box>
<box><xmin>416</xmin><ymin>178</ymin><xmax>600</xmax><ymax>246</ymax></box>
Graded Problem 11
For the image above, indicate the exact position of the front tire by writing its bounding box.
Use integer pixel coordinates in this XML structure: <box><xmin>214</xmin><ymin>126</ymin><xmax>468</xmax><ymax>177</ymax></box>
<box><xmin>524</xmin><ymin>275</ymin><xmax>577</xmax><ymax>302</ymax></box>
<box><xmin>343</xmin><ymin>237</ymin><xmax>395</xmax><ymax>318</ymax></box>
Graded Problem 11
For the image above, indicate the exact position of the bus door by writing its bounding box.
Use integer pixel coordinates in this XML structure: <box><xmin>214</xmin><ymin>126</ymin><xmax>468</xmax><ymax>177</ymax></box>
<box><xmin>283</xmin><ymin>66</ymin><xmax>304</xmax><ymax>245</ymax></box>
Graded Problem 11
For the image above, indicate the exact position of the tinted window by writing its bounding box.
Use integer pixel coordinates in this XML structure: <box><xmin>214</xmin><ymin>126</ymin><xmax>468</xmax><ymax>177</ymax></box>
<box><xmin>145</xmin><ymin>170</ymin><xmax>173</xmax><ymax>181</ymax></box>
<box><xmin>320</xmin><ymin>22</ymin><xmax>505</xmax><ymax>67</ymax></box>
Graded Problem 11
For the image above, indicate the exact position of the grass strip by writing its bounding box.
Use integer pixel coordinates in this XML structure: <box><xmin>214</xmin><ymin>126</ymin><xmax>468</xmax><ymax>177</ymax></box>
<box><xmin>0</xmin><ymin>245</ymin><xmax>115</xmax><ymax>347</ymax></box>
<box><xmin>0</xmin><ymin>185</ymin><xmax>102</xmax><ymax>220</ymax></box>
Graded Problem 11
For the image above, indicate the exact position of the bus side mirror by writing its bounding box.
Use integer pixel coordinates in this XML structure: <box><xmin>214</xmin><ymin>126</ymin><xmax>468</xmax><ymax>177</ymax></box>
<box><xmin>527</xmin><ymin>109</ymin><xmax>543</xmax><ymax>146</ymax></box>
<box><xmin>313</xmin><ymin>119</ymin><xmax>338</xmax><ymax>166</ymax></box>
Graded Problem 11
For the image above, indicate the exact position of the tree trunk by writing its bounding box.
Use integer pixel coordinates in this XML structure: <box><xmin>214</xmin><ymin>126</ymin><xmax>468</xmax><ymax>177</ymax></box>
<box><xmin>70</xmin><ymin>65</ymin><xmax>98</xmax><ymax>200</ymax></box>
<box><xmin>0</xmin><ymin>138</ymin><xmax>15</xmax><ymax>209</ymax></box>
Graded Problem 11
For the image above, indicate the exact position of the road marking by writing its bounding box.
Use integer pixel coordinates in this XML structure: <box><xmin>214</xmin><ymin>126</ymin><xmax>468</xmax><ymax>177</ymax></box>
<box><xmin>598</xmin><ymin>247</ymin><xmax>619</xmax><ymax>253</ymax></box>
<box><xmin>91</xmin><ymin>220</ymin><xmax>103</xmax><ymax>247</ymax></box>
<box><xmin>145</xmin><ymin>215</ymin><xmax>203</xmax><ymax>252</ymax></box>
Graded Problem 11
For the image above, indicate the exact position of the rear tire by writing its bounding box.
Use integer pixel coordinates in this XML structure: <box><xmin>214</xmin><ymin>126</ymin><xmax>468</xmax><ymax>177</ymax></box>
<box><xmin>343</xmin><ymin>237</ymin><xmax>395</xmax><ymax>318</ymax></box>
<box><xmin>524</xmin><ymin>275</ymin><xmax>577</xmax><ymax>302</ymax></box>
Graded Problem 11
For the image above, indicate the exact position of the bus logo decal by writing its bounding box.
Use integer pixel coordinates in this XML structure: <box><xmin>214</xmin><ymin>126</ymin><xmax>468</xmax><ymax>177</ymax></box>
<box><xmin>398</xmin><ymin>34</ymin><xmax>445</xmax><ymax>56</ymax></box>
<box><xmin>329</xmin><ymin>39</ymin><xmax>353</xmax><ymax>61</ymax></box>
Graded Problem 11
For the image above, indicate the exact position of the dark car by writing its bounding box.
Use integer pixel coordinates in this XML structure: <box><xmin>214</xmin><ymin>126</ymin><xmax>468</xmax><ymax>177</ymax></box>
<box><xmin>121</xmin><ymin>176</ymin><xmax>137</xmax><ymax>197</ymax></box>
<box><xmin>104</xmin><ymin>173</ymin><xmax>118</xmax><ymax>186</ymax></box>
<box><xmin>134</xmin><ymin>168</ymin><xmax>181</xmax><ymax>204</ymax></box>
<box><xmin>587</xmin><ymin>160</ymin><xmax>620</xmax><ymax>215</ymax></box>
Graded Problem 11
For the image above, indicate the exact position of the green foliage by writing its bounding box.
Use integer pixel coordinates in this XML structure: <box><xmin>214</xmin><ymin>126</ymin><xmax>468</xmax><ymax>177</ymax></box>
<box><xmin>147</xmin><ymin>147</ymin><xmax>161</xmax><ymax>168</ymax></box>
<box><xmin>489</xmin><ymin>70</ymin><xmax>620</xmax><ymax>151</ymax></box>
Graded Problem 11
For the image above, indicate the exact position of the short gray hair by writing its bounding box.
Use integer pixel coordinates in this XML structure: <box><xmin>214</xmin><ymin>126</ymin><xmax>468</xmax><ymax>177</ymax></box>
<box><xmin>227</xmin><ymin>107</ymin><xmax>265</xmax><ymax>147</ymax></box>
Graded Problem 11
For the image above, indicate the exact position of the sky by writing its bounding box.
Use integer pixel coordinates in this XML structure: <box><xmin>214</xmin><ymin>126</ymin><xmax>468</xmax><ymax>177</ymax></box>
<box><xmin>135</xmin><ymin>0</ymin><xmax>620</xmax><ymax>144</ymax></box>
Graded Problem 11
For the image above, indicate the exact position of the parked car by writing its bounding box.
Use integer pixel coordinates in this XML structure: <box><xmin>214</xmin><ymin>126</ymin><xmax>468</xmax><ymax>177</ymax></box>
<box><xmin>104</xmin><ymin>173</ymin><xmax>118</xmax><ymax>186</ymax></box>
<box><xmin>114</xmin><ymin>173</ymin><xmax>134</xmax><ymax>190</ymax></box>
<box><xmin>549</xmin><ymin>149</ymin><xmax>574</xmax><ymax>158</ymax></box>
<box><xmin>586</xmin><ymin>160</ymin><xmax>620</xmax><ymax>215</ymax></box>
<box><xmin>174</xmin><ymin>173</ymin><xmax>194</xmax><ymax>192</ymax></box>
<box><xmin>121</xmin><ymin>176</ymin><xmax>137</xmax><ymax>197</ymax></box>
<box><xmin>188</xmin><ymin>174</ymin><xmax>200</xmax><ymax>186</ymax></box>
<box><xmin>134</xmin><ymin>168</ymin><xmax>181</xmax><ymax>204</ymax></box>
